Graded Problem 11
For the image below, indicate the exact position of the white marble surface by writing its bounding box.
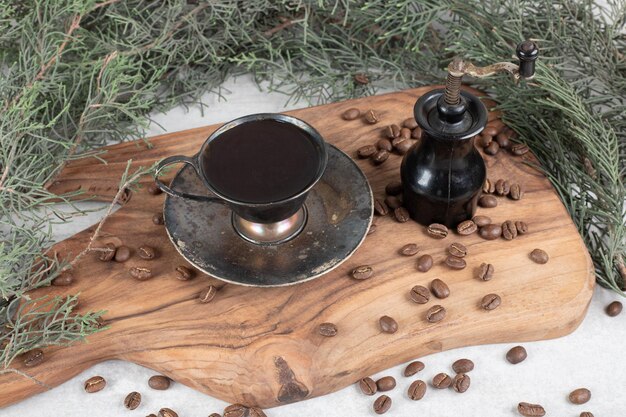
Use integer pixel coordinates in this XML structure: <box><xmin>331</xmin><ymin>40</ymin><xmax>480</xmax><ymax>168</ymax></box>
<box><xmin>3</xmin><ymin>75</ymin><xmax>625</xmax><ymax>417</ymax></box>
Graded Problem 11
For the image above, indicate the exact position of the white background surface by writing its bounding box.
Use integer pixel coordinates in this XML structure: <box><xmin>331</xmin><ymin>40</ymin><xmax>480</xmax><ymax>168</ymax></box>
<box><xmin>3</xmin><ymin>76</ymin><xmax>625</xmax><ymax>417</ymax></box>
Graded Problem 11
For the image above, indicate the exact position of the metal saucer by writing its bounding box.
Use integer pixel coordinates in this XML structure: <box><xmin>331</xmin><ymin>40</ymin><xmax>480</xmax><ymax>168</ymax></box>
<box><xmin>163</xmin><ymin>144</ymin><xmax>373</xmax><ymax>287</ymax></box>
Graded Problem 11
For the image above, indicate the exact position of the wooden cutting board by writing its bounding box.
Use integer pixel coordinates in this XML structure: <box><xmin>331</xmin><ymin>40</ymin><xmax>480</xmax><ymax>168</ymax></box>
<box><xmin>0</xmin><ymin>86</ymin><xmax>594</xmax><ymax>409</ymax></box>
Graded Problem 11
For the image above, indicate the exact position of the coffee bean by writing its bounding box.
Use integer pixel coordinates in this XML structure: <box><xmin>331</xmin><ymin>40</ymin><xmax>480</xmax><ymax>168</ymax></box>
<box><xmin>481</xmin><ymin>293</ymin><xmax>501</xmax><ymax>310</ymax></box>
<box><xmin>319</xmin><ymin>322</ymin><xmax>338</xmax><ymax>337</ymax></box>
<box><xmin>149</xmin><ymin>375</ymin><xmax>171</xmax><ymax>390</ymax></box>
<box><xmin>496</xmin><ymin>132</ymin><xmax>511</xmax><ymax>148</ymax></box>
<box><xmin>407</xmin><ymin>380</ymin><xmax>427</xmax><ymax>400</ymax></box>
<box><xmin>198</xmin><ymin>285</ymin><xmax>217</xmax><ymax>303</ymax></box>
<box><xmin>129</xmin><ymin>266</ymin><xmax>152</xmax><ymax>281</ymax></box>
<box><xmin>138</xmin><ymin>246</ymin><xmax>156</xmax><ymax>260</ymax></box>
<box><xmin>175</xmin><ymin>265</ymin><xmax>194</xmax><ymax>280</ymax></box>
<box><xmin>517</xmin><ymin>402</ymin><xmax>546</xmax><ymax>417</ymax></box>
<box><xmin>452</xmin><ymin>359</ymin><xmax>474</xmax><ymax>374</ymax></box>
<box><xmin>478</xmin><ymin>195</ymin><xmax>498</xmax><ymax>208</ymax></box>
<box><xmin>84</xmin><ymin>376</ymin><xmax>106</xmax><ymax>393</ymax></box>
<box><xmin>453</xmin><ymin>373</ymin><xmax>471</xmax><ymax>393</ymax></box>
<box><xmin>376</xmin><ymin>376</ymin><xmax>396</xmax><ymax>391</ymax></box>
<box><xmin>379</xmin><ymin>316</ymin><xmax>398</xmax><ymax>334</ymax></box>
<box><xmin>482</xmin><ymin>179</ymin><xmax>495</xmax><ymax>194</ymax></box>
<box><xmin>483</xmin><ymin>125</ymin><xmax>499</xmax><ymax>136</ymax></box>
<box><xmin>373</xmin><ymin>395</ymin><xmax>391</xmax><ymax>414</ymax></box>
<box><xmin>484</xmin><ymin>141</ymin><xmax>500</xmax><ymax>155</ymax></box>
<box><xmin>399</xmin><ymin>243</ymin><xmax>419</xmax><ymax>256</ymax></box>
<box><xmin>411</xmin><ymin>126</ymin><xmax>423</xmax><ymax>140</ymax></box>
<box><xmin>479</xmin><ymin>224</ymin><xmax>502</xmax><ymax>240</ymax></box>
<box><xmin>249</xmin><ymin>407</ymin><xmax>267</xmax><ymax>417</ymax></box>
<box><xmin>580</xmin><ymin>412</ymin><xmax>594</xmax><ymax>417</ymax></box>
<box><xmin>354</xmin><ymin>73</ymin><xmax>369</xmax><ymax>84</ymax></box>
<box><xmin>404</xmin><ymin>361</ymin><xmax>425</xmax><ymax>377</ymax></box>
<box><xmin>358</xmin><ymin>144</ymin><xmax>377</xmax><ymax>158</ymax></box>
<box><xmin>417</xmin><ymin>255</ymin><xmax>433</xmax><ymax>272</ymax></box>
<box><xmin>430</xmin><ymin>279</ymin><xmax>450</xmax><ymax>299</ymax></box>
<box><xmin>511</xmin><ymin>143</ymin><xmax>529</xmax><ymax>155</ymax></box>
<box><xmin>384</xmin><ymin>195</ymin><xmax>402</xmax><ymax>209</ymax></box>
<box><xmin>426</xmin><ymin>305</ymin><xmax>446</xmax><ymax>323</ymax></box>
<box><xmin>515</xmin><ymin>220</ymin><xmax>529</xmax><ymax>234</ymax></box>
<box><xmin>152</xmin><ymin>212</ymin><xmax>164</xmax><ymax>225</ymax></box>
<box><xmin>569</xmin><ymin>388</ymin><xmax>591</xmax><ymax>404</ymax></box>
<box><xmin>359</xmin><ymin>377</ymin><xmax>377</xmax><ymax>395</ymax></box>
<box><xmin>342</xmin><ymin>108</ymin><xmax>361</xmax><ymax>120</ymax></box>
<box><xmin>224</xmin><ymin>404</ymin><xmax>247</xmax><ymax>417</ymax></box>
<box><xmin>352</xmin><ymin>265</ymin><xmax>374</xmax><ymax>280</ymax></box>
<box><xmin>506</xmin><ymin>346</ymin><xmax>527</xmax><ymax>364</ymax></box>
<box><xmin>385</xmin><ymin>181</ymin><xmax>403</xmax><ymax>196</ymax></box>
<box><xmin>392</xmin><ymin>137</ymin><xmax>412</xmax><ymax>154</ymax></box>
<box><xmin>403</xmin><ymin>117</ymin><xmax>419</xmax><ymax>129</ymax></box>
<box><xmin>477</xmin><ymin>263</ymin><xmax>495</xmax><ymax>281</ymax></box>
<box><xmin>432</xmin><ymin>372</ymin><xmax>452</xmax><ymax>389</ymax></box>
<box><xmin>124</xmin><ymin>391</ymin><xmax>141</xmax><ymax>410</ymax></box>
<box><xmin>478</xmin><ymin>134</ymin><xmax>493</xmax><ymax>147</ymax></box>
<box><xmin>400</xmin><ymin>127</ymin><xmax>412</xmax><ymax>139</ymax></box>
<box><xmin>394</xmin><ymin>207</ymin><xmax>410</xmax><ymax>223</ymax></box>
<box><xmin>23</xmin><ymin>349</ymin><xmax>44</xmax><ymax>367</ymax></box>
<box><xmin>495</xmin><ymin>179</ymin><xmax>510</xmax><ymax>196</ymax></box>
<box><xmin>529</xmin><ymin>248</ymin><xmax>549</xmax><ymax>264</ymax></box>
<box><xmin>148</xmin><ymin>182</ymin><xmax>163</xmax><ymax>195</ymax></box>
<box><xmin>99</xmin><ymin>243</ymin><xmax>116</xmax><ymax>262</ymax></box>
<box><xmin>364</xmin><ymin>109</ymin><xmax>380</xmax><ymax>124</ymax></box>
<box><xmin>509</xmin><ymin>183</ymin><xmax>524</xmax><ymax>200</ymax></box>
<box><xmin>52</xmin><ymin>271</ymin><xmax>74</xmax><ymax>286</ymax></box>
<box><xmin>502</xmin><ymin>220</ymin><xmax>518</xmax><ymax>240</ymax></box>
<box><xmin>384</xmin><ymin>124</ymin><xmax>400</xmax><ymax>139</ymax></box>
<box><xmin>410</xmin><ymin>285</ymin><xmax>430</xmax><ymax>304</ymax></box>
<box><xmin>445</xmin><ymin>255</ymin><xmax>466</xmax><ymax>270</ymax></box>
<box><xmin>427</xmin><ymin>223</ymin><xmax>448</xmax><ymax>239</ymax></box>
<box><xmin>114</xmin><ymin>245</ymin><xmax>131</xmax><ymax>262</ymax></box>
<box><xmin>457</xmin><ymin>220</ymin><xmax>477</xmax><ymax>235</ymax></box>
<box><xmin>377</xmin><ymin>138</ymin><xmax>393</xmax><ymax>151</ymax></box>
<box><xmin>606</xmin><ymin>301</ymin><xmax>623</xmax><ymax>317</ymax></box>
<box><xmin>372</xmin><ymin>149</ymin><xmax>389</xmax><ymax>164</ymax></box>
<box><xmin>448</xmin><ymin>242</ymin><xmax>467</xmax><ymax>258</ymax></box>
<box><xmin>473</xmin><ymin>215</ymin><xmax>492</xmax><ymax>227</ymax></box>
<box><xmin>158</xmin><ymin>408</ymin><xmax>179</xmax><ymax>417</ymax></box>
<box><xmin>374</xmin><ymin>198</ymin><xmax>389</xmax><ymax>216</ymax></box>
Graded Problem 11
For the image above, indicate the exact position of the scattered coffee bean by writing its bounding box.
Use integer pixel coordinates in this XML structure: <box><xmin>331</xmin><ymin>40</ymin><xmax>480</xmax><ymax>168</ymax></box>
<box><xmin>138</xmin><ymin>246</ymin><xmax>156</xmax><ymax>260</ymax></box>
<box><xmin>393</xmin><ymin>137</ymin><xmax>412</xmax><ymax>154</ymax></box>
<box><xmin>99</xmin><ymin>243</ymin><xmax>116</xmax><ymax>262</ymax></box>
<box><xmin>198</xmin><ymin>285</ymin><xmax>217</xmax><ymax>303</ymax></box>
<box><xmin>457</xmin><ymin>220</ymin><xmax>477</xmax><ymax>235</ymax></box>
<box><xmin>354</xmin><ymin>73</ymin><xmax>369</xmax><ymax>84</ymax></box>
<box><xmin>124</xmin><ymin>391</ymin><xmax>141</xmax><ymax>410</ymax></box>
<box><xmin>158</xmin><ymin>408</ymin><xmax>178</xmax><ymax>417</ymax></box>
<box><xmin>372</xmin><ymin>149</ymin><xmax>389</xmax><ymax>164</ymax></box>
<box><xmin>417</xmin><ymin>254</ymin><xmax>433</xmax><ymax>272</ymax></box>
<box><xmin>482</xmin><ymin>178</ymin><xmax>495</xmax><ymax>194</ymax></box>
<box><xmin>175</xmin><ymin>265</ymin><xmax>193</xmax><ymax>280</ymax></box>
<box><xmin>152</xmin><ymin>213</ymin><xmax>164</xmax><ymax>225</ymax></box>
<box><xmin>496</xmin><ymin>132</ymin><xmax>511</xmax><ymax>148</ymax></box>
<box><xmin>410</xmin><ymin>285</ymin><xmax>430</xmax><ymax>304</ymax></box>
<box><xmin>399</xmin><ymin>243</ymin><xmax>419</xmax><ymax>256</ymax></box>
<box><xmin>448</xmin><ymin>242</ymin><xmax>467</xmax><ymax>258</ymax></box>
<box><xmin>479</xmin><ymin>224</ymin><xmax>502</xmax><ymax>240</ymax></box>
<box><xmin>606</xmin><ymin>301</ymin><xmax>623</xmax><ymax>317</ymax></box>
<box><xmin>430</xmin><ymin>279</ymin><xmax>450</xmax><ymax>299</ymax></box>
<box><xmin>427</xmin><ymin>223</ymin><xmax>448</xmax><ymax>239</ymax></box>
<box><xmin>342</xmin><ymin>108</ymin><xmax>361</xmax><ymax>120</ymax></box>
<box><xmin>374</xmin><ymin>198</ymin><xmax>389</xmax><ymax>216</ymax></box>
<box><xmin>359</xmin><ymin>377</ymin><xmax>377</xmax><ymax>395</ymax></box>
<box><xmin>385</xmin><ymin>181</ymin><xmax>403</xmax><ymax>196</ymax></box>
<box><xmin>473</xmin><ymin>215</ymin><xmax>492</xmax><ymax>227</ymax></box>
<box><xmin>452</xmin><ymin>359</ymin><xmax>474</xmax><ymax>374</ymax></box>
<box><xmin>403</xmin><ymin>117</ymin><xmax>418</xmax><ymax>129</ymax></box>
<box><xmin>319</xmin><ymin>322</ymin><xmax>338</xmax><ymax>337</ymax></box>
<box><xmin>478</xmin><ymin>134</ymin><xmax>493</xmax><ymax>147</ymax></box>
<box><xmin>483</xmin><ymin>125</ymin><xmax>499</xmax><ymax>136</ymax></box>
<box><xmin>352</xmin><ymin>265</ymin><xmax>374</xmax><ymax>280</ymax></box>
<box><xmin>84</xmin><ymin>376</ymin><xmax>106</xmax><ymax>393</ymax></box>
<box><xmin>432</xmin><ymin>372</ymin><xmax>452</xmax><ymax>389</ymax></box>
<box><xmin>129</xmin><ymin>266</ymin><xmax>152</xmax><ymax>281</ymax></box>
<box><xmin>377</xmin><ymin>138</ymin><xmax>393</xmax><ymax>151</ymax></box>
<box><xmin>364</xmin><ymin>109</ymin><xmax>380</xmax><ymax>124</ymax></box>
<box><xmin>569</xmin><ymin>388</ymin><xmax>591</xmax><ymax>404</ymax></box>
<box><xmin>484</xmin><ymin>141</ymin><xmax>500</xmax><ymax>155</ymax></box>
<box><xmin>495</xmin><ymin>179</ymin><xmax>510</xmax><ymax>196</ymax></box>
<box><xmin>506</xmin><ymin>346</ymin><xmax>527</xmax><ymax>364</ymax></box>
<box><xmin>477</xmin><ymin>263</ymin><xmax>495</xmax><ymax>281</ymax></box>
<box><xmin>384</xmin><ymin>195</ymin><xmax>402</xmax><ymax>209</ymax></box>
<box><xmin>114</xmin><ymin>245</ymin><xmax>131</xmax><ymax>262</ymax></box>
<box><xmin>394</xmin><ymin>207</ymin><xmax>410</xmax><ymax>223</ymax></box>
<box><xmin>426</xmin><ymin>305</ymin><xmax>446</xmax><ymax>323</ymax></box>
<box><xmin>511</xmin><ymin>143</ymin><xmax>529</xmax><ymax>156</ymax></box>
<box><xmin>478</xmin><ymin>194</ymin><xmax>498</xmax><ymax>208</ymax></box>
<box><xmin>404</xmin><ymin>361</ymin><xmax>425</xmax><ymax>377</ymax></box>
<box><xmin>52</xmin><ymin>271</ymin><xmax>74</xmax><ymax>286</ymax></box>
<box><xmin>147</xmin><ymin>182</ymin><xmax>163</xmax><ymax>195</ymax></box>
<box><xmin>509</xmin><ymin>183</ymin><xmax>524</xmax><ymax>200</ymax></box>
<box><xmin>411</xmin><ymin>126</ymin><xmax>423</xmax><ymax>140</ymax></box>
<box><xmin>23</xmin><ymin>349</ymin><xmax>44</xmax><ymax>367</ymax></box>
<box><xmin>453</xmin><ymin>373</ymin><xmax>471</xmax><ymax>393</ymax></box>
<box><xmin>407</xmin><ymin>380</ymin><xmax>427</xmax><ymax>400</ymax></box>
<box><xmin>248</xmin><ymin>407</ymin><xmax>267</xmax><ymax>417</ymax></box>
<box><xmin>224</xmin><ymin>404</ymin><xmax>247</xmax><ymax>417</ymax></box>
<box><xmin>515</xmin><ymin>220</ymin><xmax>529</xmax><ymax>234</ymax></box>
<box><xmin>481</xmin><ymin>293</ymin><xmax>501</xmax><ymax>311</ymax></box>
<box><xmin>579</xmin><ymin>412</ymin><xmax>594</xmax><ymax>417</ymax></box>
<box><xmin>373</xmin><ymin>395</ymin><xmax>391</xmax><ymax>414</ymax></box>
<box><xmin>384</xmin><ymin>124</ymin><xmax>401</xmax><ymax>139</ymax></box>
<box><xmin>149</xmin><ymin>375</ymin><xmax>171</xmax><ymax>390</ymax></box>
<box><xmin>517</xmin><ymin>402</ymin><xmax>546</xmax><ymax>417</ymax></box>
<box><xmin>358</xmin><ymin>144</ymin><xmax>377</xmax><ymax>158</ymax></box>
<box><xmin>379</xmin><ymin>316</ymin><xmax>398</xmax><ymax>334</ymax></box>
<box><xmin>399</xmin><ymin>127</ymin><xmax>412</xmax><ymax>139</ymax></box>
<box><xmin>445</xmin><ymin>255</ymin><xmax>466</xmax><ymax>270</ymax></box>
<box><xmin>529</xmin><ymin>248</ymin><xmax>549</xmax><ymax>264</ymax></box>
<box><xmin>502</xmin><ymin>220</ymin><xmax>518</xmax><ymax>240</ymax></box>
<box><xmin>376</xmin><ymin>376</ymin><xmax>396</xmax><ymax>391</ymax></box>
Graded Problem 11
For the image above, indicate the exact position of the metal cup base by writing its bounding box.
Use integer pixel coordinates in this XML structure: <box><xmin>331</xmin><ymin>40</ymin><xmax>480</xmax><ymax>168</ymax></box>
<box><xmin>231</xmin><ymin>206</ymin><xmax>308</xmax><ymax>245</ymax></box>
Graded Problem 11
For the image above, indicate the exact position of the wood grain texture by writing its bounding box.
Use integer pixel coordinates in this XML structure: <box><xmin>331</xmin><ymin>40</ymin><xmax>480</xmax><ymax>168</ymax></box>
<box><xmin>0</xmin><ymin>86</ymin><xmax>594</xmax><ymax>409</ymax></box>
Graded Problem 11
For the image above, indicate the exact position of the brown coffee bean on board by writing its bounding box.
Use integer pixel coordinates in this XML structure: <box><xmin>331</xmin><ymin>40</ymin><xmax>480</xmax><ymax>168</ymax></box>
<box><xmin>399</xmin><ymin>243</ymin><xmax>419</xmax><ymax>256</ymax></box>
<box><xmin>175</xmin><ymin>265</ymin><xmax>194</xmax><ymax>280</ymax></box>
<box><xmin>483</xmin><ymin>178</ymin><xmax>495</xmax><ymax>194</ymax></box>
<box><xmin>319</xmin><ymin>322</ymin><xmax>338</xmax><ymax>337</ymax></box>
<box><xmin>84</xmin><ymin>376</ymin><xmax>106</xmax><ymax>393</ymax></box>
<box><xmin>199</xmin><ymin>286</ymin><xmax>217</xmax><ymax>303</ymax></box>
<box><xmin>495</xmin><ymin>179</ymin><xmax>510</xmax><ymax>196</ymax></box>
<box><xmin>359</xmin><ymin>377</ymin><xmax>377</xmax><ymax>395</ymax></box>
<box><xmin>23</xmin><ymin>349</ymin><xmax>44</xmax><ymax>367</ymax></box>
<box><xmin>479</xmin><ymin>224</ymin><xmax>502</xmax><ymax>240</ymax></box>
<box><xmin>445</xmin><ymin>255</ymin><xmax>466</xmax><ymax>270</ymax></box>
<box><xmin>394</xmin><ymin>207</ymin><xmax>410</xmax><ymax>223</ymax></box>
<box><xmin>530</xmin><ymin>248</ymin><xmax>549</xmax><ymax>264</ymax></box>
<box><xmin>152</xmin><ymin>212</ymin><xmax>164</xmax><ymax>225</ymax></box>
<box><xmin>481</xmin><ymin>293</ymin><xmax>501</xmax><ymax>311</ymax></box>
<box><xmin>358</xmin><ymin>145</ymin><xmax>377</xmax><ymax>158</ymax></box>
<box><xmin>515</xmin><ymin>220</ymin><xmax>529</xmax><ymax>234</ymax></box>
<box><xmin>404</xmin><ymin>361</ymin><xmax>425</xmax><ymax>377</ymax></box>
<box><xmin>478</xmin><ymin>194</ymin><xmax>498</xmax><ymax>208</ymax></box>
<box><xmin>432</xmin><ymin>373</ymin><xmax>452</xmax><ymax>389</ymax></box>
<box><xmin>52</xmin><ymin>271</ymin><xmax>74</xmax><ymax>286</ymax></box>
<box><xmin>430</xmin><ymin>279</ymin><xmax>450</xmax><ymax>299</ymax></box>
<box><xmin>478</xmin><ymin>134</ymin><xmax>493</xmax><ymax>147</ymax></box>
<box><xmin>385</xmin><ymin>181</ymin><xmax>403</xmax><ymax>196</ymax></box>
<box><xmin>502</xmin><ymin>220</ymin><xmax>518</xmax><ymax>240</ymax></box>
<box><xmin>138</xmin><ymin>246</ymin><xmax>156</xmax><ymax>260</ymax></box>
<box><xmin>374</xmin><ymin>198</ymin><xmax>389</xmax><ymax>216</ymax></box>
<box><xmin>377</xmin><ymin>138</ymin><xmax>393</xmax><ymax>151</ymax></box>
<box><xmin>112</xmin><ymin>245</ymin><xmax>129</xmax><ymax>262</ymax></box>
<box><xmin>457</xmin><ymin>220</ymin><xmax>477</xmax><ymax>235</ymax></box>
<box><xmin>496</xmin><ymin>132</ymin><xmax>511</xmax><ymax>149</ymax></box>
<box><xmin>484</xmin><ymin>141</ymin><xmax>500</xmax><ymax>155</ymax></box>
<box><xmin>448</xmin><ymin>242</ymin><xmax>467</xmax><ymax>258</ymax></box>
<box><xmin>477</xmin><ymin>263</ymin><xmax>495</xmax><ymax>281</ymax></box>
<box><xmin>376</xmin><ymin>376</ymin><xmax>396</xmax><ymax>391</ymax></box>
<box><xmin>352</xmin><ymin>265</ymin><xmax>374</xmax><ymax>280</ymax></box>
<box><xmin>379</xmin><ymin>316</ymin><xmax>398</xmax><ymax>334</ymax></box>
<box><xmin>148</xmin><ymin>182</ymin><xmax>163</xmax><ymax>195</ymax></box>
<box><xmin>483</xmin><ymin>125</ymin><xmax>499</xmax><ymax>136</ymax></box>
<box><xmin>342</xmin><ymin>108</ymin><xmax>361</xmax><ymax>120</ymax></box>
<box><xmin>364</xmin><ymin>109</ymin><xmax>380</xmax><ymax>124</ymax></box>
<box><xmin>426</xmin><ymin>305</ymin><xmax>446</xmax><ymax>323</ymax></box>
<box><xmin>372</xmin><ymin>149</ymin><xmax>389</xmax><ymax>164</ymax></box>
<box><xmin>411</xmin><ymin>126</ymin><xmax>423</xmax><ymax>139</ymax></box>
<box><xmin>517</xmin><ymin>402</ymin><xmax>546</xmax><ymax>417</ymax></box>
<box><xmin>400</xmin><ymin>127</ymin><xmax>412</xmax><ymax>139</ymax></box>
<box><xmin>509</xmin><ymin>183</ymin><xmax>524</xmax><ymax>200</ymax></box>
<box><xmin>408</xmin><ymin>380</ymin><xmax>427</xmax><ymax>400</ymax></box>
<box><xmin>473</xmin><ymin>215</ymin><xmax>491</xmax><ymax>227</ymax></box>
<box><xmin>149</xmin><ymin>375</ymin><xmax>171</xmax><ymax>390</ymax></box>
<box><xmin>506</xmin><ymin>346</ymin><xmax>527</xmax><ymax>364</ymax></box>
<box><xmin>385</xmin><ymin>195</ymin><xmax>402</xmax><ymax>209</ymax></box>
<box><xmin>99</xmin><ymin>243</ymin><xmax>116</xmax><ymax>262</ymax></box>
<box><xmin>124</xmin><ymin>391</ymin><xmax>141</xmax><ymax>410</ymax></box>
<box><xmin>579</xmin><ymin>412</ymin><xmax>594</xmax><ymax>417</ymax></box>
<box><xmin>158</xmin><ymin>408</ymin><xmax>179</xmax><ymax>417</ymax></box>
<box><xmin>393</xmin><ymin>137</ymin><xmax>412</xmax><ymax>154</ymax></box>
<box><xmin>410</xmin><ymin>285</ymin><xmax>430</xmax><ymax>304</ymax></box>
<box><xmin>249</xmin><ymin>407</ymin><xmax>267</xmax><ymax>417</ymax></box>
<box><xmin>129</xmin><ymin>266</ymin><xmax>152</xmax><ymax>281</ymax></box>
<box><xmin>403</xmin><ymin>117</ymin><xmax>419</xmax><ymax>129</ymax></box>
<box><xmin>452</xmin><ymin>359</ymin><xmax>474</xmax><ymax>374</ymax></box>
<box><xmin>569</xmin><ymin>388</ymin><xmax>591</xmax><ymax>404</ymax></box>
<box><xmin>511</xmin><ymin>143</ymin><xmax>529</xmax><ymax>155</ymax></box>
<box><xmin>373</xmin><ymin>395</ymin><xmax>392</xmax><ymax>414</ymax></box>
<box><xmin>427</xmin><ymin>223</ymin><xmax>448</xmax><ymax>239</ymax></box>
<box><xmin>453</xmin><ymin>373</ymin><xmax>471</xmax><ymax>393</ymax></box>
<box><xmin>224</xmin><ymin>404</ymin><xmax>247</xmax><ymax>417</ymax></box>
<box><xmin>606</xmin><ymin>301</ymin><xmax>623</xmax><ymax>317</ymax></box>
<box><xmin>417</xmin><ymin>254</ymin><xmax>433</xmax><ymax>272</ymax></box>
<box><xmin>384</xmin><ymin>124</ymin><xmax>401</xmax><ymax>139</ymax></box>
